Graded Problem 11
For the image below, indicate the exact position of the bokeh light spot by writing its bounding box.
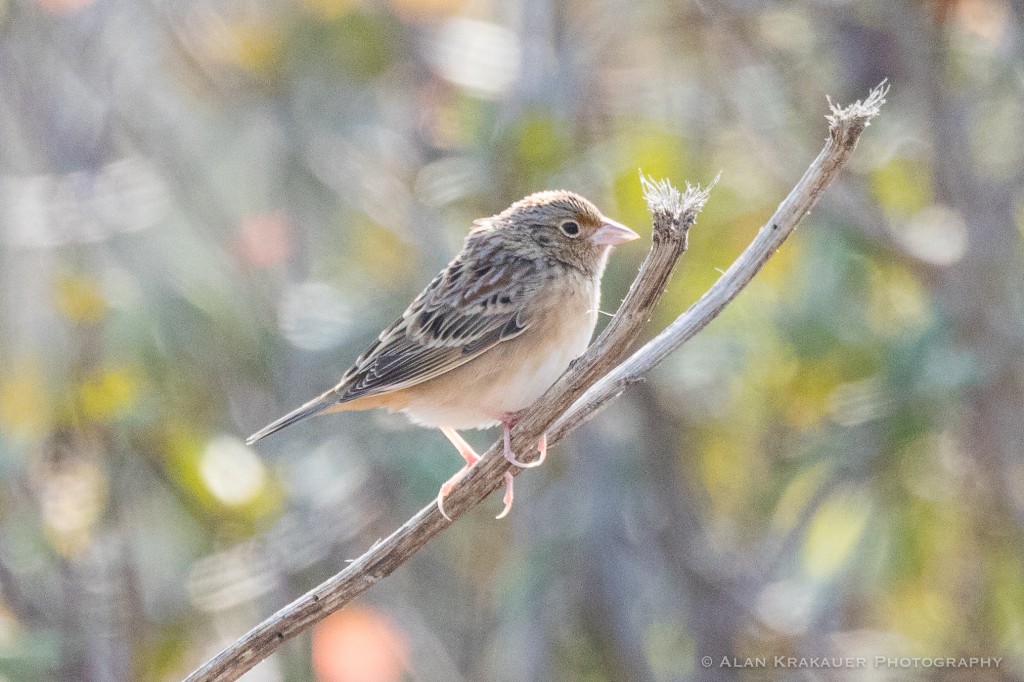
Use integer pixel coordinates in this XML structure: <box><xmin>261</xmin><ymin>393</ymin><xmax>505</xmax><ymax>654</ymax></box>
<box><xmin>279</xmin><ymin>281</ymin><xmax>352</xmax><ymax>351</ymax></box>
<box><xmin>38</xmin><ymin>458</ymin><xmax>107</xmax><ymax>558</ymax></box>
<box><xmin>236</xmin><ymin>211</ymin><xmax>293</xmax><ymax>268</ymax></box>
<box><xmin>429</xmin><ymin>19</ymin><xmax>519</xmax><ymax>97</ymax></box>
<box><xmin>199</xmin><ymin>436</ymin><xmax>268</xmax><ymax>508</ymax></box>
<box><xmin>312</xmin><ymin>607</ymin><xmax>408</xmax><ymax>682</ymax></box>
<box><xmin>955</xmin><ymin>0</ymin><xmax>1010</xmax><ymax>44</ymax></box>
<box><xmin>897</xmin><ymin>204</ymin><xmax>968</xmax><ymax>266</ymax></box>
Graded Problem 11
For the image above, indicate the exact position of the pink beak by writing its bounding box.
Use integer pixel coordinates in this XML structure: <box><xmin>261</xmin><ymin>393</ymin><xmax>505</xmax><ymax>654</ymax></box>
<box><xmin>590</xmin><ymin>217</ymin><xmax>641</xmax><ymax>246</ymax></box>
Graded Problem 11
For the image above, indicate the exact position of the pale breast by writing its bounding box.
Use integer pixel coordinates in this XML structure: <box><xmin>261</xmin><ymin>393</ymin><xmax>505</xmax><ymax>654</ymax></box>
<box><xmin>400</xmin><ymin>272</ymin><xmax>600</xmax><ymax>430</ymax></box>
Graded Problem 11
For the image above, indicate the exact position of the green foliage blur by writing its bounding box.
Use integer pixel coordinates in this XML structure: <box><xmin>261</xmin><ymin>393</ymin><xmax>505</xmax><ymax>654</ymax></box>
<box><xmin>1</xmin><ymin>0</ymin><xmax>1022</xmax><ymax>680</ymax></box>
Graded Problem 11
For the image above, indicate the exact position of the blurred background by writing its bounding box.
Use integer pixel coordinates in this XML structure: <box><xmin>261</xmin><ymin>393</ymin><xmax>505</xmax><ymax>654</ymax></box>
<box><xmin>1</xmin><ymin>0</ymin><xmax>1022</xmax><ymax>680</ymax></box>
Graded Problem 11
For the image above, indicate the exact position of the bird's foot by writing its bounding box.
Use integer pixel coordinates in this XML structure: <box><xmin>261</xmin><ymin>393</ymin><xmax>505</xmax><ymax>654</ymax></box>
<box><xmin>502</xmin><ymin>422</ymin><xmax>547</xmax><ymax>469</ymax></box>
<box><xmin>437</xmin><ymin>426</ymin><xmax>482</xmax><ymax>521</ymax></box>
<box><xmin>436</xmin><ymin>465</ymin><xmax>471</xmax><ymax>521</ymax></box>
<box><xmin>436</xmin><ymin>461</ymin><xmax>517</xmax><ymax>520</ymax></box>
<box><xmin>437</xmin><ymin>425</ymin><xmax>516</xmax><ymax>520</ymax></box>
<box><xmin>495</xmin><ymin>471</ymin><xmax>514</xmax><ymax>519</ymax></box>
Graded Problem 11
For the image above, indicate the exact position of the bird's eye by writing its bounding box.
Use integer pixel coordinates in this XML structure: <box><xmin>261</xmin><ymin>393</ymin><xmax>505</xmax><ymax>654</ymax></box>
<box><xmin>560</xmin><ymin>220</ymin><xmax>581</xmax><ymax>237</ymax></box>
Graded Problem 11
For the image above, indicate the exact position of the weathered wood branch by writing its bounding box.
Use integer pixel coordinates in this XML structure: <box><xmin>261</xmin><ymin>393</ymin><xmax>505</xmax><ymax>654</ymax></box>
<box><xmin>185</xmin><ymin>82</ymin><xmax>887</xmax><ymax>682</ymax></box>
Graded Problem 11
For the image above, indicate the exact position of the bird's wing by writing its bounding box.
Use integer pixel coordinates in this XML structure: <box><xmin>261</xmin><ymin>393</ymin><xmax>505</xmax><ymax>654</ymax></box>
<box><xmin>246</xmin><ymin>252</ymin><xmax>542</xmax><ymax>445</ymax></box>
<box><xmin>335</xmin><ymin>253</ymin><xmax>541</xmax><ymax>402</ymax></box>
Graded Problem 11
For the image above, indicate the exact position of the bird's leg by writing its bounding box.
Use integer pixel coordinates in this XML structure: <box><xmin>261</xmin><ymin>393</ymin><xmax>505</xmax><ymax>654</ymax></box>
<box><xmin>437</xmin><ymin>426</ymin><xmax>478</xmax><ymax>521</ymax></box>
<box><xmin>502</xmin><ymin>412</ymin><xmax>548</xmax><ymax>469</ymax></box>
<box><xmin>437</xmin><ymin>426</ymin><xmax>514</xmax><ymax>520</ymax></box>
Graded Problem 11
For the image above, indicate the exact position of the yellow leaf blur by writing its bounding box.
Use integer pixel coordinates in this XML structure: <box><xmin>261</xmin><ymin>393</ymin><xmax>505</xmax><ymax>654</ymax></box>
<box><xmin>613</xmin><ymin>130</ymin><xmax>687</xmax><ymax>226</ymax></box>
<box><xmin>866</xmin><ymin>262</ymin><xmax>931</xmax><ymax>338</ymax></box>
<box><xmin>302</xmin><ymin>0</ymin><xmax>355</xmax><ymax>20</ymax></box>
<box><xmin>349</xmin><ymin>218</ymin><xmax>417</xmax><ymax>287</ymax></box>
<box><xmin>772</xmin><ymin>462</ymin><xmax>831</xmax><ymax>533</ymax></box>
<box><xmin>54</xmin><ymin>272</ymin><xmax>106</xmax><ymax>323</ymax></box>
<box><xmin>784</xmin><ymin>357</ymin><xmax>844</xmax><ymax>429</ymax></box>
<box><xmin>870</xmin><ymin>156</ymin><xmax>932</xmax><ymax>218</ymax></box>
<box><xmin>802</xmin><ymin>485</ymin><xmax>872</xmax><ymax>579</ymax></box>
<box><xmin>988</xmin><ymin>548</ymin><xmax>1024</xmax><ymax>650</ymax></box>
<box><xmin>78</xmin><ymin>367</ymin><xmax>139</xmax><ymax>422</ymax></box>
<box><xmin>0</xmin><ymin>359</ymin><xmax>51</xmax><ymax>441</ymax></box>
<box><xmin>883</xmin><ymin>584</ymin><xmax>955</xmax><ymax>646</ymax></box>
<box><xmin>205</xmin><ymin>19</ymin><xmax>283</xmax><ymax>74</ymax></box>
<box><xmin>699</xmin><ymin>436</ymin><xmax>753</xmax><ymax>517</ymax></box>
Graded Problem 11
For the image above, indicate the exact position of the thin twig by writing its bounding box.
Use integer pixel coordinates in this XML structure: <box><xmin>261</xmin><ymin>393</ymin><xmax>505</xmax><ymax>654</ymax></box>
<box><xmin>184</xmin><ymin>82</ymin><xmax>887</xmax><ymax>682</ymax></box>
<box><xmin>548</xmin><ymin>82</ymin><xmax>889</xmax><ymax>441</ymax></box>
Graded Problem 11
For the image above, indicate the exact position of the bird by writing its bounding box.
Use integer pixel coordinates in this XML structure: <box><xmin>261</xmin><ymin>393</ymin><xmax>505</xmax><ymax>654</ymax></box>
<box><xmin>247</xmin><ymin>190</ymin><xmax>639</xmax><ymax>519</ymax></box>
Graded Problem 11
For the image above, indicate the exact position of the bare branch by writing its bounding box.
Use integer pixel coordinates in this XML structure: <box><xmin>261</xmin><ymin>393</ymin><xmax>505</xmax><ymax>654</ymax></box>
<box><xmin>184</xmin><ymin>82</ymin><xmax>886</xmax><ymax>682</ymax></box>
<box><xmin>550</xmin><ymin>82</ymin><xmax>888</xmax><ymax>439</ymax></box>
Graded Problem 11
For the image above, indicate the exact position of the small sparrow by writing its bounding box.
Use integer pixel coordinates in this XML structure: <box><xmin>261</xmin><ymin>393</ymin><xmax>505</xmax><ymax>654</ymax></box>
<box><xmin>247</xmin><ymin>191</ymin><xmax>639</xmax><ymax>518</ymax></box>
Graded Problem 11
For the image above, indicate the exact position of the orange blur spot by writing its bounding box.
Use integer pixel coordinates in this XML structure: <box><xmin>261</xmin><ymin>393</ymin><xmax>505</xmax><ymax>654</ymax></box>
<box><xmin>312</xmin><ymin>606</ymin><xmax>408</xmax><ymax>682</ymax></box>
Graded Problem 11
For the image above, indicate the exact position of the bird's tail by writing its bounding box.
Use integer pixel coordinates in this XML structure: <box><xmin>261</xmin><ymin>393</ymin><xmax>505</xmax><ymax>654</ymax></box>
<box><xmin>246</xmin><ymin>389</ymin><xmax>340</xmax><ymax>445</ymax></box>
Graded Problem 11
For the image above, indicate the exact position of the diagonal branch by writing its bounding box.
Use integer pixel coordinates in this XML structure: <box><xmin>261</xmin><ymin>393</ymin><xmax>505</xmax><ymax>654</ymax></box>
<box><xmin>184</xmin><ymin>82</ymin><xmax>887</xmax><ymax>682</ymax></box>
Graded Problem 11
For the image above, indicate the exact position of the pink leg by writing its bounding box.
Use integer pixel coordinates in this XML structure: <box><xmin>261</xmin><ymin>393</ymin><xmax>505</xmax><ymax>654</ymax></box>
<box><xmin>441</xmin><ymin>426</ymin><xmax>479</xmax><ymax>466</ymax></box>
<box><xmin>502</xmin><ymin>419</ymin><xmax>548</xmax><ymax>469</ymax></box>
<box><xmin>437</xmin><ymin>426</ymin><xmax>479</xmax><ymax>521</ymax></box>
<box><xmin>495</xmin><ymin>472</ymin><xmax>514</xmax><ymax>519</ymax></box>
<box><xmin>437</xmin><ymin>426</ymin><xmax>515</xmax><ymax>521</ymax></box>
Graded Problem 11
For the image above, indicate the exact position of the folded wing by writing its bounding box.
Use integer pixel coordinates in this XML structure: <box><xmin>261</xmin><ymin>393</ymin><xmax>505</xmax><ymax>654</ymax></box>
<box><xmin>246</xmin><ymin>252</ymin><xmax>540</xmax><ymax>444</ymax></box>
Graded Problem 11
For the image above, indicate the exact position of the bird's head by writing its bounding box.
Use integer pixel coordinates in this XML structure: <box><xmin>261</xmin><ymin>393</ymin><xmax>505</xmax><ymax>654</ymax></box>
<box><xmin>479</xmin><ymin>190</ymin><xmax>639</xmax><ymax>274</ymax></box>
